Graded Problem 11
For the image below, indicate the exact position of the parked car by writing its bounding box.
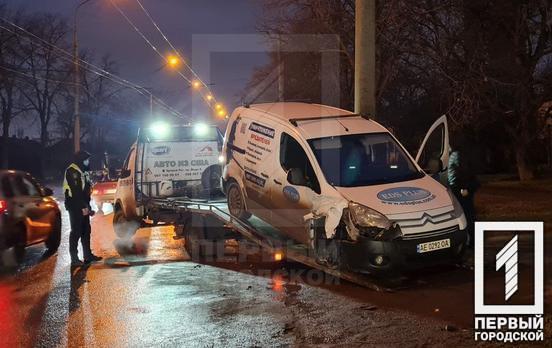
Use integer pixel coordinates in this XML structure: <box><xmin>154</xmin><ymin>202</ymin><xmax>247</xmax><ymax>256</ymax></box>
<box><xmin>91</xmin><ymin>180</ymin><xmax>117</xmax><ymax>214</ymax></box>
<box><xmin>0</xmin><ymin>170</ymin><xmax>61</xmax><ymax>262</ymax></box>
<box><xmin>221</xmin><ymin>102</ymin><xmax>467</xmax><ymax>272</ymax></box>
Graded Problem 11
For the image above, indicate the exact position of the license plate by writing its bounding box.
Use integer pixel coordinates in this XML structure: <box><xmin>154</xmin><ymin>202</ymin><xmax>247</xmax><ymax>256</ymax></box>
<box><xmin>416</xmin><ymin>238</ymin><xmax>451</xmax><ymax>253</ymax></box>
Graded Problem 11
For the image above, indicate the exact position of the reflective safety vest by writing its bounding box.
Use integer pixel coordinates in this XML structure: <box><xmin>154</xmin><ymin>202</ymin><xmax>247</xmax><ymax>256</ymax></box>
<box><xmin>63</xmin><ymin>163</ymin><xmax>90</xmax><ymax>198</ymax></box>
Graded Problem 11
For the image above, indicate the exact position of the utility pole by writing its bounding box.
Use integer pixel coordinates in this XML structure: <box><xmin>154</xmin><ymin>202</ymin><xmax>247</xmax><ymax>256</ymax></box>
<box><xmin>354</xmin><ymin>0</ymin><xmax>376</xmax><ymax>119</ymax></box>
<box><xmin>73</xmin><ymin>0</ymin><xmax>94</xmax><ymax>153</ymax></box>
<box><xmin>277</xmin><ymin>36</ymin><xmax>284</xmax><ymax>102</ymax></box>
<box><xmin>73</xmin><ymin>16</ymin><xmax>80</xmax><ymax>153</ymax></box>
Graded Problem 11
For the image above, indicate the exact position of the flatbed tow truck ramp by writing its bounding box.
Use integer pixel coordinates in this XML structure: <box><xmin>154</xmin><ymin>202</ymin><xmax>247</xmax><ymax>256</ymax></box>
<box><xmin>147</xmin><ymin>196</ymin><xmax>426</xmax><ymax>292</ymax></box>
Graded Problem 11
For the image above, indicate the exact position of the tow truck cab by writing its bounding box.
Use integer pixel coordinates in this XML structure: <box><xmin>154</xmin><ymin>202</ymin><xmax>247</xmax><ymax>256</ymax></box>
<box><xmin>222</xmin><ymin>102</ymin><xmax>467</xmax><ymax>272</ymax></box>
<box><xmin>113</xmin><ymin>123</ymin><xmax>224</xmax><ymax>236</ymax></box>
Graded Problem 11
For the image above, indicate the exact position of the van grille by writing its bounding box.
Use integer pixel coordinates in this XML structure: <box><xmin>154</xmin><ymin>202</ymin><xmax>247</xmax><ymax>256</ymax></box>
<box><xmin>401</xmin><ymin>225</ymin><xmax>460</xmax><ymax>240</ymax></box>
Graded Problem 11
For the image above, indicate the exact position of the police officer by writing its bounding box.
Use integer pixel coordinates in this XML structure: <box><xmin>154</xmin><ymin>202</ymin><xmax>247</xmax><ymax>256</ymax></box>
<box><xmin>64</xmin><ymin>150</ymin><xmax>102</xmax><ymax>266</ymax></box>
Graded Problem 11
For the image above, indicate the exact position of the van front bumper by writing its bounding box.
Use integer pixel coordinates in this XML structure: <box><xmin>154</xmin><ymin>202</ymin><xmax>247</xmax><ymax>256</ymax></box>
<box><xmin>339</xmin><ymin>226</ymin><xmax>467</xmax><ymax>273</ymax></box>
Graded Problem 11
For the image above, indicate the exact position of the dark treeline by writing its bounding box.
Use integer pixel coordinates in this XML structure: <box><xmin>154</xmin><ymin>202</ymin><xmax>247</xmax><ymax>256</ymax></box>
<box><xmin>0</xmin><ymin>4</ymin><xmax>149</xmax><ymax>179</ymax></box>
<box><xmin>248</xmin><ymin>0</ymin><xmax>552</xmax><ymax>180</ymax></box>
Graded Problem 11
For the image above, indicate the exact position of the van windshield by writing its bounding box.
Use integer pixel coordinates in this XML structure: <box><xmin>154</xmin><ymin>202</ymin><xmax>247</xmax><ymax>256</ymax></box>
<box><xmin>308</xmin><ymin>133</ymin><xmax>424</xmax><ymax>187</ymax></box>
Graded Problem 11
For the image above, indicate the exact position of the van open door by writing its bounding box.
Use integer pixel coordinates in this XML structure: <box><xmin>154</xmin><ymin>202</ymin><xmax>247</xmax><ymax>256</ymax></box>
<box><xmin>415</xmin><ymin>115</ymin><xmax>450</xmax><ymax>185</ymax></box>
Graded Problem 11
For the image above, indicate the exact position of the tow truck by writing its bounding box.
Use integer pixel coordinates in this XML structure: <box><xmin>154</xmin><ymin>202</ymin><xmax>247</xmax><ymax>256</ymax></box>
<box><xmin>113</xmin><ymin>115</ymin><xmax>464</xmax><ymax>292</ymax></box>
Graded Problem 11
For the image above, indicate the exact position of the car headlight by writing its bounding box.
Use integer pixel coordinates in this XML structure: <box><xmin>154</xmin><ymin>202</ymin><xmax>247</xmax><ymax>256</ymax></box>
<box><xmin>447</xmin><ymin>189</ymin><xmax>465</xmax><ymax>219</ymax></box>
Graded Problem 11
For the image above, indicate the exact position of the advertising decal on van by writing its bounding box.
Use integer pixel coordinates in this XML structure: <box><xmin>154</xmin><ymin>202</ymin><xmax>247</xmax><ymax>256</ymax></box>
<box><xmin>151</xmin><ymin>145</ymin><xmax>170</xmax><ymax>156</ymax></box>
<box><xmin>249</xmin><ymin>122</ymin><xmax>275</xmax><ymax>138</ymax></box>
<box><xmin>377</xmin><ymin>187</ymin><xmax>435</xmax><ymax>205</ymax></box>
<box><xmin>283</xmin><ymin>186</ymin><xmax>300</xmax><ymax>203</ymax></box>
<box><xmin>245</xmin><ymin>171</ymin><xmax>266</xmax><ymax>187</ymax></box>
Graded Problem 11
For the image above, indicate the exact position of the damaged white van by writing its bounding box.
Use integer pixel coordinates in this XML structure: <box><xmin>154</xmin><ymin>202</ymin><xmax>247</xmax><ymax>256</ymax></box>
<box><xmin>221</xmin><ymin>102</ymin><xmax>467</xmax><ymax>272</ymax></box>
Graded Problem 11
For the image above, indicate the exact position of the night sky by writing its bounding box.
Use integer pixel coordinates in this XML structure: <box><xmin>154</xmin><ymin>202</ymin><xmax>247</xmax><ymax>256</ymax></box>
<box><xmin>2</xmin><ymin>0</ymin><xmax>269</xmax><ymax>136</ymax></box>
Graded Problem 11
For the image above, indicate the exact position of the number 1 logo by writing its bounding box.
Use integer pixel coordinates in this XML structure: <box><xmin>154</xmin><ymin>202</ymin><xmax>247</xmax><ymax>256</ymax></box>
<box><xmin>496</xmin><ymin>235</ymin><xmax>518</xmax><ymax>301</ymax></box>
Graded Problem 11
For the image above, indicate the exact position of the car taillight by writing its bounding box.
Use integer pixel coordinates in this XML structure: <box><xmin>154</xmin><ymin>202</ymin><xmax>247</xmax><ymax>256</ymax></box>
<box><xmin>92</xmin><ymin>189</ymin><xmax>101</xmax><ymax>195</ymax></box>
<box><xmin>0</xmin><ymin>200</ymin><xmax>7</xmax><ymax>214</ymax></box>
<box><xmin>105</xmin><ymin>189</ymin><xmax>116</xmax><ymax>194</ymax></box>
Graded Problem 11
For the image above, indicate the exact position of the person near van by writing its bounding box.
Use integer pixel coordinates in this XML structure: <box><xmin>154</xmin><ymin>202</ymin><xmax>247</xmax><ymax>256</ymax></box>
<box><xmin>64</xmin><ymin>150</ymin><xmax>102</xmax><ymax>266</ymax></box>
<box><xmin>447</xmin><ymin>141</ymin><xmax>479</xmax><ymax>248</ymax></box>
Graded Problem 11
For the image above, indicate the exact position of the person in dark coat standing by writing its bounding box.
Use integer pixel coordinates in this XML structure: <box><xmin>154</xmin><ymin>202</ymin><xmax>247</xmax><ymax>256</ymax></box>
<box><xmin>448</xmin><ymin>140</ymin><xmax>479</xmax><ymax>248</ymax></box>
<box><xmin>63</xmin><ymin>150</ymin><xmax>102</xmax><ymax>266</ymax></box>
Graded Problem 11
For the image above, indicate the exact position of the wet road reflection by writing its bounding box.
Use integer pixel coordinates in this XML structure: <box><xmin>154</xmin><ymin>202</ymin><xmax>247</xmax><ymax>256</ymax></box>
<box><xmin>0</xmin><ymin>203</ymin><xmax>549</xmax><ymax>347</ymax></box>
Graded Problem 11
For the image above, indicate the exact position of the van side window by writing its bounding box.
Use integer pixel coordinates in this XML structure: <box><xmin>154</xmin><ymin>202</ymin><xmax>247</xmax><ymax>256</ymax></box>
<box><xmin>280</xmin><ymin>133</ymin><xmax>321</xmax><ymax>194</ymax></box>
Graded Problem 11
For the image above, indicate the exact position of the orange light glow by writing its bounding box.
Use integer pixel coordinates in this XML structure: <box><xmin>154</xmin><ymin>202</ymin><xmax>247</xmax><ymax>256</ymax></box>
<box><xmin>192</xmin><ymin>80</ymin><xmax>201</xmax><ymax>89</ymax></box>
<box><xmin>167</xmin><ymin>55</ymin><xmax>180</xmax><ymax>68</ymax></box>
<box><xmin>215</xmin><ymin>103</ymin><xmax>223</xmax><ymax>110</ymax></box>
<box><xmin>206</xmin><ymin>94</ymin><xmax>213</xmax><ymax>101</ymax></box>
<box><xmin>274</xmin><ymin>252</ymin><xmax>283</xmax><ymax>262</ymax></box>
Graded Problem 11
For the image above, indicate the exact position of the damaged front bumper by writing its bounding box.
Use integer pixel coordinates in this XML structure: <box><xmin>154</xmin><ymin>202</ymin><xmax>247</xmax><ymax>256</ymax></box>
<box><xmin>310</xmin><ymin>216</ymin><xmax>467</xmax><ymax>273</ymax></box>
<box><xmin>339</xmin><ymin>226</ymin><xmax>468</xmax><ymax>273</ymax></box>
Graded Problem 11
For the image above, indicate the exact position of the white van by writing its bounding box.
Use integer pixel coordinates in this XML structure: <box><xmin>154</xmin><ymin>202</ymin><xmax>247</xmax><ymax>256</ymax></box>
<box><xmin>113</xmin><ymin>123</ymin><xmax>223</xmax><ymax>236</ymax></box>
<box><xmin>221</xmin><ymin>102</ymin><xmax>467</xmax><ymax>271</ymax></box>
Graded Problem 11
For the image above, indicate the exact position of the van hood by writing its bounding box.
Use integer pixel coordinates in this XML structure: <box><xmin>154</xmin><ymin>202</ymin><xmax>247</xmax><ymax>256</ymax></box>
<box><xmin>334</xmin><ymin>175</ymin><xmax>453</xmax><ymax>216</ymax></box>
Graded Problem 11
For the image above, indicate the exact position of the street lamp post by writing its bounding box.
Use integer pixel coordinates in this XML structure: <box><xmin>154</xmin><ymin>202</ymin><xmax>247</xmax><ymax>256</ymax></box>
<box><xmin>73</xmin><ymin>0</ymin><xmax>95</xmax><ymax>153</ymax></box>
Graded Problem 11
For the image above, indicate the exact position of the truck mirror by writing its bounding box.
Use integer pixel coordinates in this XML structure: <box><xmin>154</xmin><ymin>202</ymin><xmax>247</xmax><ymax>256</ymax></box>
<box><xmin>120</xmin><ymin>168</ymin><xmax>131</xmax><ymax>178</ymax></box>
<box><xmin>287</xmin><ymin>168</ymin><xmax>307</xmax><ymax>186</ymax></box>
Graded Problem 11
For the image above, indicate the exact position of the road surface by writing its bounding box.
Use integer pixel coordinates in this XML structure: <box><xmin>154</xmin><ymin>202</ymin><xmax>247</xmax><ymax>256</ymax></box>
<box><xmin>0</xmin><ymin>202</ymin><xmax>550</xmax><ymax>347</ymax></box>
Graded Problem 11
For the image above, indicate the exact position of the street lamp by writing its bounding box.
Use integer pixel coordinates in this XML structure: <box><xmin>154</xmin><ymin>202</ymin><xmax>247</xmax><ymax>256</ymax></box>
<box><xmin>73</xmin><ymin>0</ymin><xmax>95</xmax><ymax>153</ymax></box>
<box><xmin>167</xmin><ymin>55</ymin><xmax>180</xmax><ymax>68</ymax></box>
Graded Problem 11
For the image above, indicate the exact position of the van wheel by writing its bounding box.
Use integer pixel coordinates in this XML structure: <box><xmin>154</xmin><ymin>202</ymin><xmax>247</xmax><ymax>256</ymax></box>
<box><xmin>113</xmin><ymin>206</ymin><xmax>138</xmax><ymax>239</ymax></box>
<box><xmin>201</xmin><ymin>165</ymin><xmax>222</xmax><ymax>193</ymax></box>
<box><xmin>45</xmin><ymin>214</ymin><xmax>62</xmax><ymax>252</ymax></box>
<box><xmin>227</xmin><ymin>182</ymin><xmax>251</xmax><ymax>220</ymax></box>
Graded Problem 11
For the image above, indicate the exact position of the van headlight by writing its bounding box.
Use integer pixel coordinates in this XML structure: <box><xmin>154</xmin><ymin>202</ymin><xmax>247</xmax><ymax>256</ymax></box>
<box><xmin>349</xmin><ymin>202</ymin><xmax>391</xmax><ymax>229</ymax></box>
<box><xmin>348</xmin><ymin>202</ymin><xmax>400</xmax><ymax>240</ymax></box>
<box><xmin>447</xmin><ymin>189</ymin><xmax>465</xmax><ymax>219</ymax></box>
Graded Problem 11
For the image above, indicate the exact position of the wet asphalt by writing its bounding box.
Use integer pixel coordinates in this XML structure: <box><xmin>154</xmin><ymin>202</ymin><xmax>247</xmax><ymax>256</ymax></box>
<box><xmin>0</xmin><ymin>202</ymin><xmax>550</xmax><ymax>347</ymax></box>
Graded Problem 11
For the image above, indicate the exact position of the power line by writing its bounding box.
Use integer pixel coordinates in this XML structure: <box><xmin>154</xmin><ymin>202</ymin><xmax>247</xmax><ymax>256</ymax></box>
<box><xmin>134</xmin><ymin>0</ymin><xmax>219</xmax><ymax>107</ymax></box>
<box><xmin>0</xmin><ymin>18</ymin><xmax>185</xmax><ymax>119</ymax></box>
<box><xmin>108</xmin><ymin>0</ymin><xmax>192</xmax><ymax>85</ymax></box>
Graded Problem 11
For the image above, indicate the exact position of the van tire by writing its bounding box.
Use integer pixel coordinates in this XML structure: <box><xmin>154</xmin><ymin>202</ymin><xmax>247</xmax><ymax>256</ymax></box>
<box><xmin>226</xmin><ymin>181</ymin><xmax>251</xmax><ymax>220</ymax></box>
<box><xmin>201</xmin><ymin>165</ymin><xmax>222</xmax><ymax>193</ymax></box>
<box><xmin>113</xmin><ymin>205</ymin><xmax>138</xmax><ymax>239</ymax></box>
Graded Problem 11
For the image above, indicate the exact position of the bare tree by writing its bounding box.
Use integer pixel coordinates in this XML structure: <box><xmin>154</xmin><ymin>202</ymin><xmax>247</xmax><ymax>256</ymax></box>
<box><xmin>18</xmin><ymin>13</ymin><xmax>72</xmax><ymax>147</ymax></box>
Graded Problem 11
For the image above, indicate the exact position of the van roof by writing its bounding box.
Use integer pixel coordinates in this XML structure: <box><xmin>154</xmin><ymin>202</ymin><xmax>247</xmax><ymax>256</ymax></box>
<box><xmin>244</xmin><ymin>102</ymin><xmax>389</xmax><ymax>139</ymax></box>
<box><xmin>247</xmin><ymin>102</ymin><xmax>354</xmax><ymax>122</ymax></box>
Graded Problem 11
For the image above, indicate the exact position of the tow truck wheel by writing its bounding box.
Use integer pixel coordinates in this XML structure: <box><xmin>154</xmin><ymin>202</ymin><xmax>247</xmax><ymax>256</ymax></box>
<box><xmin>227</xmin><ymin>182</ymin><xmax>251</xmax><ymax>220</ymax></box>
<box><xmin>113</xmin><ymin>206</ymin><xmax>138</xmax><ymax>239</ymax></box>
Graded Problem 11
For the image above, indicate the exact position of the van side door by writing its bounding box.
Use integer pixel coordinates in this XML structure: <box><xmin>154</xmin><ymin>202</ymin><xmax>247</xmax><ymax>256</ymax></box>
<box><xmin>415</xmin><ymin>115</ymin><xmax>450</xmax><ymax>186</ymax></box>
<box><xmin>269</xmin><ymin>131</ymin><xmax>321</xmax><ymax>244</ymax></box>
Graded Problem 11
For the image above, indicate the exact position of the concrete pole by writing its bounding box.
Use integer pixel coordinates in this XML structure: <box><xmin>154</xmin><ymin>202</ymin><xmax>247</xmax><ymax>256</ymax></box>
<box><xmin>73</xmin><ymin>17</ymin><xmax>80</xmax><ymax>153</ymax></box>
<box><xmin>354</xmin><ymin>0</ymin><xmax>376</xmax><ymax>119</ymax></box>
<box><xmin>277</xmin><ymin>36</ymin><xmax>284</xmax><ymax>102</ymax></box>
